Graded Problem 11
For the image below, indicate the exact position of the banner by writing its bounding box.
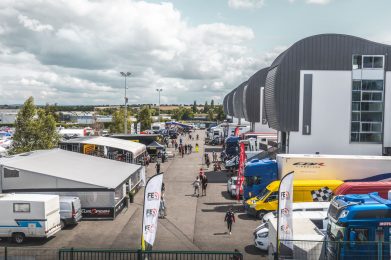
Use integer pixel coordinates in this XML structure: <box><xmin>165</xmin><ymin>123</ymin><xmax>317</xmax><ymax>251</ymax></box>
<box><xmin>236</xmin><ymin>142</ymin><xmax>246</xmax><ymax>200</ymax></box>
<box><xmin>277</xmin><ymin>171</ymin><xmax>294</xmax><ymax>254</ymax></box>
<box><xmin>136</xmin><ymin>122</ymin><xmax>141</xmax><ymax>134</ymax></box>
<box><xmin>234</xmin><ymin>126</ymin><xmax>239</xmax><ymax>137</ymax></box>
<box><xmin>131</xmin><ymin>123</ymin><xmax>135</xmax><ymax>134</ymax></box>
<box><xmin>141</xmin><ymin>173</ymin><xmax>163</xmax><ymax>250</ymax></box>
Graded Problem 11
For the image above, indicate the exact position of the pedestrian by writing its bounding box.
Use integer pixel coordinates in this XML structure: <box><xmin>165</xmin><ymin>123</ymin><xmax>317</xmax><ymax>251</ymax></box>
<box><xmin>224</xmin><ymin>207</ymin><xmax>235</xmax><ymax>235</ymax></box>
<box><xmin>189</xmin><ymin>144</ymin><xmax>193</xmax><ymax>153</ymax></box>
<box><xmin>185</xmin><ymin>144</ymin><xmax>188</xmax><ymax>154</ymax></box>
<box><xmin>175</xmin><ymin>142</ymin><xmax>178</xmax><ymax>151</ymax></box>
<box><xmin>155</xmin><ymin>161</ymin><xmax>161</xmax><ymax>175</ymax></box>
<box><xmin>180</xmin><ymin>138</ymin><xmax>183</xmax><ymax>145</ymax></box>
<box><xmin>181</xmin><ymin>148</ymin><xmax>184</xmax><ymax>158</ymax></box>
<box><xmin>206</xmin><ymin>156</ymin><xmax>210</xmax><ymax>168</ymax></box>
<box><xmin>171</xmin><ymin>139</ymin><xmax>174</xmax><ymax>148</ymax></box>
<box><xmin>192</xmin><ymin>176</ymin><xmax>201</xmax><ymax>197</ymax></box>
<box><xmin>195</xmin><ymin>143</ymin><xmax>199</xmax><ymax>153</ymax></box>
<box><xmin>196</xmin><ymin>134</ymin><xmax>199</xmax><ymax>141</ymax></box>
<box><xmin>201</xmin><ymin>173</ymin><xmax>208</xmax><ymax>196</ymax></box>
<box><xmin>161</xmin><ymin>182</ymin><xmax>165</xmax><ymax>196</ymax></box>
<box><xmin>162</xmin><ymin>152</ymin><xmax>166</xmax><ymax>163</ymax></box>
<box><xmin>159</xmin><ymin>196</ymin><xmax>167</xmax><ymax>218</ymax></box>
<box><xmin>212</xmin><ymin>152</ymin><xmax>216</xmax><ymax>162</ymax></box>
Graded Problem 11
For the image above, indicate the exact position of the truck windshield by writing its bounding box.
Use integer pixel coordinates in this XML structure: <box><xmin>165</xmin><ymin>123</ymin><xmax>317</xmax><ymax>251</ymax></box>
<box><xmin>256</xmin><ymin>188</ymin><xmax>270</xmax><ymax>201</ymax></box>
<box><xmin>245</xmin><ymin>176</ymin><xmax>262</xmax><ymax>187</ymax></box>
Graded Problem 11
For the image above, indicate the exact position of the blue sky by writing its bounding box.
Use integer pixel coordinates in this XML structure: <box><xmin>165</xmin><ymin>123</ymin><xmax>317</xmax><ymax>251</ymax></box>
<box><xmin>0</xmin><ymin>0</ymin><xmax>390</xmax><ymax>105</ymax></box>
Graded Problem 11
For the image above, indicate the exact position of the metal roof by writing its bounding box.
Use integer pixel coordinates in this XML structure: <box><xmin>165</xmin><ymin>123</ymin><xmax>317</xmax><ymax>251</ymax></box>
<box><xmin>60</xmin><ymin>136</ymin><xmax>146</xmax><ymax>157</ymax></box>
<box><xmin>227</xmin><ymin>90</ymin><xmax>235</xmax><ymax>117</ymax></box>
<box><xmin>0</xmin><ymin>149</ymin><xmax>142</xmax><ymax>189</ymax></box>
<box><xmin>244</xmin><ymin>68</ymin><xmax>269</xmax><ymax>122</ymax></box>
<box><xmin>264</xmin><ymin>34</ymin><xmax>391</xmax><ymax>132</ymax></box>
<box><xmin>233</xmin><ymin>81</ymin><xmax>247</xmax><ymax>119</ymax></box>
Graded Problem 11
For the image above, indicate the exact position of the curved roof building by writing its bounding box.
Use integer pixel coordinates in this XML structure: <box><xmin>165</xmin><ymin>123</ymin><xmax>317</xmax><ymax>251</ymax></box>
<box><xmin>233</xmin><ymin>81</ymin><xmax>247</xmax><ymax>119</ymax></box>
<box><xmin>244</xmin><ymin>67</ymin><xmax>269</xmax><ymax>122</ymax></box>
<box><xmin>265</xmin><ymin>34</ymin><xmax>391</xmax><ymax>132</ymax></box>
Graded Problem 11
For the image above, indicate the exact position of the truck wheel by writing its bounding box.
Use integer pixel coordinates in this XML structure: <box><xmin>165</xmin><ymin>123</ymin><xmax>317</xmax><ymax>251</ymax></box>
<box><xmin>12</xmin><ymin>233</ymin><xmax>25</xmax><ymax>244</ymax></box>
<box><xmin>256</xmin><ymin>210</ymin><xmax>266</xmax><ymax>220</ymax></box>
<box><xmin>60</xmin><ymin>220</ymin><xmax>65</xmax><ymax>229</ymax></box>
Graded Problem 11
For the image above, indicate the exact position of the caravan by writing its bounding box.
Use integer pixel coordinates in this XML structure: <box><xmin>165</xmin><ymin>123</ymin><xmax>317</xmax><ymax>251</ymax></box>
<box><xmin>0</xmin><ymin>194</ymin><xmax>61</xmax><ymax>243</ymax></box>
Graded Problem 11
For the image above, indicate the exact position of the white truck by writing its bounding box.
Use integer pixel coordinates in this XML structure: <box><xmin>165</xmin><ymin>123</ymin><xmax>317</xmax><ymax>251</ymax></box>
<box><xmin>0</xmin><ymin>194</ymin><xmax>61</xmax><ymax>244</ymax></box>
<box><xmin>151</xmin><ymin>122</ymin><xmax>166</xmax><ymax>133</ymax></box>
<box><xmin>277</xmin><ymin>154</ymin><xmax>391</xmax><ymax>182</ymax></box>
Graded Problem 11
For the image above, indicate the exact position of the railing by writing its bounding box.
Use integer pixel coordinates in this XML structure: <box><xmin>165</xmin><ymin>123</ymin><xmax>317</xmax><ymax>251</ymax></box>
<box><xmin>274</xmin><ymin>240</ymin><xmax>390</xmax><ymax>260</ymax></box>
<box><xmin>0</xmin><ymin>247</ymin><xmax>243</xmax><ymax>260</ymax></box>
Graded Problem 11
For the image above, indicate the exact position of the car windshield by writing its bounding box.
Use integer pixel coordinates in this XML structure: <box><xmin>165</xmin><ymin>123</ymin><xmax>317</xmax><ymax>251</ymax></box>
<box><xmin>256</xmin><ymin>188</ymin><xmax>270</xmax><ymax>201</ymax></box>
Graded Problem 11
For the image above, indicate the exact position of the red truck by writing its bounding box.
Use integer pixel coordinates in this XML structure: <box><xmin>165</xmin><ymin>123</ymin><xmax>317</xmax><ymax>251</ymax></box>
<box><xmin>334</xmin><ymin>182</ymin><xmax>391</xmax><ymax>199</ymax></box>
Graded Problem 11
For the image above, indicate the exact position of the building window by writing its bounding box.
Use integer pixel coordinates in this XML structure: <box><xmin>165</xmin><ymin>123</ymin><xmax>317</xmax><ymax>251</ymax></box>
<box><xmin>352</xmin><ymin>55</ymin><xmax>362</xmax><ymax>69</ymax></box>
<box><xmin>13</xmin><ymin>203</ymin><xmax>30</xmax><ymax>213</ymax></box>
<box><xmin>351</xmin><ymin>79</ymin><xmax>384</xmax><ymax>143</ymax></box>
<box><xmin>362</xmin><ymin>55</ymin><xmax>384</xmax><ymax>69</ymax></box>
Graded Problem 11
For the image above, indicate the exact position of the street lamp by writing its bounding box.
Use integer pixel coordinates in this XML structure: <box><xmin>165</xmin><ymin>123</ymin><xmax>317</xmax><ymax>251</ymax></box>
<box><xmin>120</xmin><ymin>72</ymin><xmax>131</xmax><ymax>134</ymax></box>
<box><xmin>156</xmin><ymin>88</ymin><xmax>163</xmax><ymax>122</ymax></box>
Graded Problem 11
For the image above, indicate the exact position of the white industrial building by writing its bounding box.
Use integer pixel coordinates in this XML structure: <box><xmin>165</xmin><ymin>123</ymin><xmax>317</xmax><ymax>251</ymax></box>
<box><xmin>0</xmin><ymin>149</ymin><xmax>145</xmax><ymax>219</ymax></box>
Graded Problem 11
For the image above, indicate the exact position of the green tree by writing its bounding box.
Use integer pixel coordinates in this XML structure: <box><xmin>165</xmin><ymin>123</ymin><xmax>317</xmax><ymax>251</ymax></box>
<box><xmin>192</xmin><ymin>101</ymin><xmax>197</xmax><ymax>113</ymax></box>
<box><xmin>182</xmin><ymin>108</ymin><xmax>194</xmax><ymax>120</ymax></box>
<box><xmin>10</xmin><ymin>97</ymin><xmax>59</xmax><ymax>155</ymax></box>
<box><xmin>109</xmin><ymin>108</ymin><xmax>132</xmax><ymax>134</ymax></box>
<box><xmin>138</xmin><ymin>106</ymin><xmax>152</xmax><ymax>131</ymax></box>
<box><xmin>203</xmin><ymin>101</ymin><xmax>209</xmax><ymax>113</ymax></box>
<box><xmin>207</xmin><ymin>109</ymin><xmax>215</xmax><ymax>121</ymax></box>
<box><xmin>210</xmin><ymin>99</ymin><xmax>215</xmax><ymax>109</ymax></box>
<box><xmin>215</xmin><ymin>105</ymin><xmax>225</xmax><ymax>121</ymax></box>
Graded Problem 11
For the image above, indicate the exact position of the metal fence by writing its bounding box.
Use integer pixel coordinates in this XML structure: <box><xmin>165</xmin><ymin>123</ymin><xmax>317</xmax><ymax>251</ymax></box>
<box><xmin>274</xmin><ymin>240</ymin><xmax>391</xmax><ymax>260</ymax></box>
<box><xmin>0</xmin><ymin>247</ymin><xmax>243</xmax><ymax>260</ymax></box>
<box><xmin>0</xmin><ymin>247</ymin><xmax>58</xmax><ymax>260</ymax></box>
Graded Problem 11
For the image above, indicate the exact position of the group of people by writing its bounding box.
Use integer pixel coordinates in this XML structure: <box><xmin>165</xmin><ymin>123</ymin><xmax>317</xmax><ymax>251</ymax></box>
<box><xmin>192</xmin><ymin>168</ymin><xmax>208</xmax><ymax>197</ymax></box>
<box><xmin>204</xmin><ymin>152</ymin><xmax>221</xmax><ymax>171</ymax></box>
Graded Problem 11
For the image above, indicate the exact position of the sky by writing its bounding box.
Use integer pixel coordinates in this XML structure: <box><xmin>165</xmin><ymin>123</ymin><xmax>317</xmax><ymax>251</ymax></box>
<box><xmin>0</xmin><ymin>0</ymin><xmax>390</xmax><ymax>106</ymax></box>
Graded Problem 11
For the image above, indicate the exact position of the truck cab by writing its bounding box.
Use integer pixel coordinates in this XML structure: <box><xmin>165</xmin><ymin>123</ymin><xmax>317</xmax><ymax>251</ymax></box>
<box><xmin>327</xmin><ymin>193</ymin><xmax>391</xmax><ymax>259</ymax></box>
<box><xmin>243</xmin><ymin>159</ymin><xmax>277</xmax><ymax>200</ymax></box>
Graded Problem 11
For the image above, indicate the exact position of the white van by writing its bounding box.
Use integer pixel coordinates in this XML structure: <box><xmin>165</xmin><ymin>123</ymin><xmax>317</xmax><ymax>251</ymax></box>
<box><xmin>261</xmin><ymin>202</ymin><xmax>330</xmax><ymax>224</ymax></box>
<box><xmin>0</xmin><ymin>194</ymin><xmax>61</xmax><ymax>244</ymax></box>
<box><xmin>254</xmin><ymin>211</ymin><xmax>327</xmax><ymax>251</ymax></box>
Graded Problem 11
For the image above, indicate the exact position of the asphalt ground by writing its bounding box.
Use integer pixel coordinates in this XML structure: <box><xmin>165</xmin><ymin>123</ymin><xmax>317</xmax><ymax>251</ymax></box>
<box><xmin>0</xmin><ymin>130</ymin><xmax>265</xmax><ymax>259</ymax></box>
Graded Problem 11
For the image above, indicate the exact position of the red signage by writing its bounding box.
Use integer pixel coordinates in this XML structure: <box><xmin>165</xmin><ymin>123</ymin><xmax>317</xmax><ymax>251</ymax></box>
<box><xmin>236</xmin><ymin>142</ymin><xmax>246</xmax><ymax>200</ymax></box>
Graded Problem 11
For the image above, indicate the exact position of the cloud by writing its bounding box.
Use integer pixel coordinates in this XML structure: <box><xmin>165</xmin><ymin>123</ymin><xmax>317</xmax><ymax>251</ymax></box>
<box><xmin>18</xmin><ymin>14</ymin><xmax>54</xmax><ymax>32</ymax></box>
<box><xmin>228</xmin><ymin>0</ymin><xmax>265</xmax><ymax>9</ymax></box>
<box><xmin>0</xmin><ymin>0</ymin><xmax>266</xmax><ymax>105</ymax></box>
<box><xmin>306</xmin><ymin>0</ymin><xmax>331</xmax><ymax>4</ymax></box>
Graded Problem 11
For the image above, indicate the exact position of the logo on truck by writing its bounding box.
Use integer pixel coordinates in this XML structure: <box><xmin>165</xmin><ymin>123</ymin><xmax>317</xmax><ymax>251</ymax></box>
<box><xmin>293</xmin><ymin>162</ymin><xmax>325</xmax><ymax>168</ymax></box>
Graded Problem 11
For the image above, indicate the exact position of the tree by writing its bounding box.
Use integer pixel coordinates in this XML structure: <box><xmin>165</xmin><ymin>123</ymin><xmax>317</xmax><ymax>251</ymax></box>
<box><xmin>215</xmin><ymin>105</ymin><xmax>226</xmax><ymax>121</ymax></box>
<box><xmin>203</xmin><ymin>101</ymin><xmax>209</xmax><ymax>113</ymax></box>
<box><xmin>138</xmin><ymin>106</ymin><xmax>152</xmax><ymax>131</ymax></box>
<box><xmin>207</xmin><ymin>109</ymin><xmax>215</xmax><ymax>121</ymax></box>
<box><xmin>192</xmin><ymin>101</ymin><xmax>197</xmax><ymax>113</ymax></box>
<box><xmin>10</xmin><ymin>97</ymin><xmax>59</xmax><ymax>155</ymax></box>
<box><xmin>210</xmin><ymin>99</ymin><xmax>215</xmax><ymax>109</ymax></box>
<box><xmin>109</xmin><ymin>108</ymin><xmax>132</xmax><ymax>134</ymax></box>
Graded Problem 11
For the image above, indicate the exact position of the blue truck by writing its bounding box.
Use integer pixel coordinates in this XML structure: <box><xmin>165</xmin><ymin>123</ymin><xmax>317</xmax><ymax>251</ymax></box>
<box><xmin>225</xmin><ymin>136</ymin><xmax>240</xmax><ymax>158</ymax></box>
<box><xmin>243</xmin><ymin>159</ymin><xmax>277</xmax><ymax>200</ymax></box>
<box><xmin>326</xmin><ymin>192</ymin><xmax>391</xmax><ymax>259</ymax></box>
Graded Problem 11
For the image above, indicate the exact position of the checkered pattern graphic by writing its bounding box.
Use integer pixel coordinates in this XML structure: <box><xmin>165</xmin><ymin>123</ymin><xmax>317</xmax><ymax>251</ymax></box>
<box><xmin>311</xmin><ymin>186</ymin><xmax>333</xmax><ymax>202</ymax></box>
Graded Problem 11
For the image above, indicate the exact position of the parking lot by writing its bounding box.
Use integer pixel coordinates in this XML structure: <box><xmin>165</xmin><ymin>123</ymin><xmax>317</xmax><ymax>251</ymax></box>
<box><xmin>0</xmin><ymin>130</ymin><xmax>264</xmax><ymax>259</ymax></box>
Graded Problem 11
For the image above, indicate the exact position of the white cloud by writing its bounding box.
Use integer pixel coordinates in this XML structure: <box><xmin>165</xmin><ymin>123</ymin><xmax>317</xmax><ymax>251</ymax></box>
<box><xmin>306</xmin><ymin>0</ymin><xmax>331</xmax><ymax>4</ymax></box>
<box><xmin>228</xmin><ymin>0</ymin><xmax>265</xmax><ymax>9</ymax></box>
<box><xmin>18</xmin><ymin>14</ymin><xmax>53</xmax><ymax>32</ymax></box>
<box><xmin>0</xmin><ymin>0</ymin><xmax>266</xmax><ymax>105</ymax></box>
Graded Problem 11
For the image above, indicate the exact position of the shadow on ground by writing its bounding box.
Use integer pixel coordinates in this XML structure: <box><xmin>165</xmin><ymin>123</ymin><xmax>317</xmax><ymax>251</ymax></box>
<box><xmin>201</xmin><ymin>204</ymin><xmax>244</xmax><ymax>213</ymax></box>
<box><xmin>204</xmin><ymin>171</ymin><xmax>229</xmax><ymax>183</ymax></box>
<box><xmin>237</xmin><ymin>213</ymin><xmax>259</xmax><ymax>221</ymax></box>
<box><xmin>221</xmin><ymin>191</ymin><xmax>236</xmax><ymax>200</ymax></box>
<box><xmin>244</xmin><ymin>244</ymin><xmax>265</xmax><ymax>256</ymax></box>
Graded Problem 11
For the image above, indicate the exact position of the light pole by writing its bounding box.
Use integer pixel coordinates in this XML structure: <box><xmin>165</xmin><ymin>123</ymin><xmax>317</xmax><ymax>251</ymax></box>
<box><xmin>120</xmin><ymin>72</ymin><xmax>131</xmax><ymax>134</ymax></box>
<box><xmin>156</xmin><ymin>88</ymin><xmax>163</xmax><ymax>122</ymax></box>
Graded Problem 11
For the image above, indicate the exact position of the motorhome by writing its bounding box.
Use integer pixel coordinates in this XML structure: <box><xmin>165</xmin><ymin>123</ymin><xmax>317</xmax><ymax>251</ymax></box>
<box><xmin>0</xmin><ymin>194</ymin><xmax>61</xmax><ymax>244</ymax></box>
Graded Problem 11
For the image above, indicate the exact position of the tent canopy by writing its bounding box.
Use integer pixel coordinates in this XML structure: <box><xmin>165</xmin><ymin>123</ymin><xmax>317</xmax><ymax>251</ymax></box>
<box><xmin>147</xmin><ymin>141</ymin><xmax>165</xmax><ymax>150</ymax></box>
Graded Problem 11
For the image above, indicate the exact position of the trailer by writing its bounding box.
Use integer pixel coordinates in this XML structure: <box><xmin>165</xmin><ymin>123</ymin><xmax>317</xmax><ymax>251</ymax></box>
<box><xmin>244</xmin><ymin>154</ymin><xmax>391</xmax><ymax>200</ymax></box>
<box><xmin>0</xmin><ymin>193</ymin><xmax>61</xmax><ymax>244</ymax></box>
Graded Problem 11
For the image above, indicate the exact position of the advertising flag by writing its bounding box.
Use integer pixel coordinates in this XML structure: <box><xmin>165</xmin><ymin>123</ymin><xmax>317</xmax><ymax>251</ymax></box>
<box><xmin>236</xmin><ymin>142</ymin><xmax>246</xmax><ymax>200</ymax></box>
<box><xmin>137</xmin><ymin>122</ymin><xmax>141</xmax><ymax>134</ymax></box>
<box><xmin>141</xmin><ymin>173</ymin><xmax>163</xmax><ymax>250</ymax></box>
<box><xmin>277</xmin><ymin>171</ymin><xmax>294</xmax><ymax>254</ymax></box>
<box><xmin>234</xmin><ymin>126</ymin><xmax>239</xmax><ymax>137</ymax></box>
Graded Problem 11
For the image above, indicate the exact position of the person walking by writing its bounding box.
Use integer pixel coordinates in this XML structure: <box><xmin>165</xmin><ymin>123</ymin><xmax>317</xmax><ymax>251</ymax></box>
<box><xmin>155</xmin><ymin>161</ymin><xmax>161</xmax><ymax>175</ymax></box>
<box><xmin>224</xmin><ymin>207</ymin><xmax>236</xmax><ymax>235</ymax></box>
<box><xmin>184</xmin><ymin>144</ymin><xmax>188</xmax><ymax>154</ymax></box>
<box><xmin>181</xmin><ymin>147</ymin><xmax>185</xmax><ymax>158</ymax></box>
<box><xmin>192</xmin><ymin>176</ymin><xmax>201</xmax><ymax>197</ymax></box>
<box><xmin>195</xmin><ymin>143</ymin><xmax>199</xmax><ymax>153</ymax></box>
<box><xmin>206</xmin><ymin>156</ymin><xmax>210</xmax><ymax>168</ymax></box>
<box><xmin>175</xmin><ymin>141</ymin><xmax>178</xmax><ymax>151</ymax></box>
<box><xmin>201</xmin><ymin>173</ymin><xmax>208</xmax><ymax>196</ymax></box>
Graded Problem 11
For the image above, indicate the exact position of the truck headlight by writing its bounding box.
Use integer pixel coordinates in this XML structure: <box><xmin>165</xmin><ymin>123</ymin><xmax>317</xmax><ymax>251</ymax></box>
<box><xmin>339</xmin><ymin>210</ymin><xmax>349</xmax><ymax>219</ymax></box>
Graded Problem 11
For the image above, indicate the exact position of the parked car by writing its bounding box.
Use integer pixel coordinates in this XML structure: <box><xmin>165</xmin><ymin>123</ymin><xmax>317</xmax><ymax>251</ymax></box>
<box><xmin>227</xmin><ymin>176</ymin><xmax>243</xmax><ymax>198</ymax></box>
<box><xmin>60</xmin><ymin>196</ymin><xmax>82</xmax><ymax>229</ymax></box>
